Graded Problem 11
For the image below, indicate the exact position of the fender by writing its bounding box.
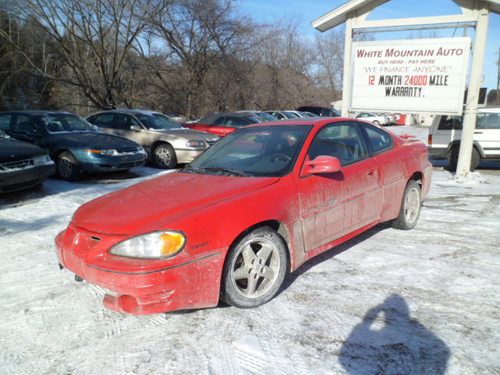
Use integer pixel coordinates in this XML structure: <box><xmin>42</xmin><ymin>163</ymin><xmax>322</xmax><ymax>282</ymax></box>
<box><xmin>445</xmin><ymin>140</ymin><xmax>484</xmax><ymax>158</ymax></box>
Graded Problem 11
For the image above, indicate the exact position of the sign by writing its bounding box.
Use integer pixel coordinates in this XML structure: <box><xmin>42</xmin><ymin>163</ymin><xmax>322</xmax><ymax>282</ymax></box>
<box><xmin>350</xmin><ymin>37</ymin><xmax>471</xmax><ymax>115</ymax></box>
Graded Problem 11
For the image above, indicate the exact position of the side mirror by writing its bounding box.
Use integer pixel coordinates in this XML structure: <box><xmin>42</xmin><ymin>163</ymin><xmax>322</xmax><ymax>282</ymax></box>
<box><xmin>130</xmin><ymin>125</ymin><xmax>142</xmax><ymax>131</ymax></box>
<box><xmin>301</xmin><ymin>155</ymin><xmax>341</xmax><ymax>177</ymax></box>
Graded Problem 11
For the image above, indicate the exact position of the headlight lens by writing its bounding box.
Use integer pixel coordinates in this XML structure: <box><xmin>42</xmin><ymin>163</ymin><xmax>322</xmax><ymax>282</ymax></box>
<box><xmin>33</xmin><ymin>154</ymin><xmax>52</xmax><ymax>165</ymax></box>
<box><xmin>88</xmin><ymin>149</ymin><xmax>118</xmax><ymax>156</ymax></box>
<box><xmin>110</xmin><ymin>231</ymin><xmax>185</xmax><ymax>259</ymax></box>
<box><xmin>186</xmin><ymin>140</ymin><xmax>206</xmax><ymax>148</ymax></box>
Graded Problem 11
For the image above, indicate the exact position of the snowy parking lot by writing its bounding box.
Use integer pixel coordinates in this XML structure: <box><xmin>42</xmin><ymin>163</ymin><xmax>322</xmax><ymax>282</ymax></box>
<box><xmin>1</xmin><ymin>126</ymin><xmax>499</xmax><ymax>375</ymax></box>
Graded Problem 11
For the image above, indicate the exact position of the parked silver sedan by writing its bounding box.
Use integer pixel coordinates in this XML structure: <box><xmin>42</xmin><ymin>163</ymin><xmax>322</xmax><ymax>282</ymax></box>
<box><xmin>87</xmin><ymin>110</ymin><xmax>219</xmax><ymax>168</ymax></box>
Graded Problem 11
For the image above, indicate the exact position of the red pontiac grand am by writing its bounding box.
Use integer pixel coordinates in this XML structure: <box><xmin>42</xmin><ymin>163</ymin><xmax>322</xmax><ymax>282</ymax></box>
<box><xmin>55</xmin><ymin>117</ymin><xmax>432</xmax><ymax>315</ymax></box>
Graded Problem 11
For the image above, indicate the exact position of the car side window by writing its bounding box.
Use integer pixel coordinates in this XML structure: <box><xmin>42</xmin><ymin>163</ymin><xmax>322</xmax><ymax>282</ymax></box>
<box><xmin>13</xmin><ymin>115</ymin><xmax>40</xmax><ymax>136</ymax></box>
<box><xmin>224</xmin><ymin>116</ymin><xmax>249</xmax><ymax>127</ymax></box>
<box><xmin>308</xmin><ymin>122</ymin><xmax>368</xmax><ymax>166</ymax></box>
<box><xmin>91</xmin><ymin>113</ymin><xmax>114</xmax><ymax>128</ymax></box>
<box><xmin>476</xmin><ymin>113</ymin><xmax>500</xmax><ymax>130</ymax></box>
<box><xmin>212</xmin><ymin>116</ymin><xmax>225</xmax><ymax>125</ymax></box>
<box><xmin>438</xmin><ymin>115</ymin><xmax>463</xmax><ymax>130</ymax></box>
<box><xmin>114</xmin><ymin>114</ymin><xmax>137</xmax><ymax>130</ymax></box>
<box><xmin>0</xmin><ymin>114</ymin><xmax>11</xmax><ymax>130</ymax></box>
<box><xmin>361</xmin><ymin>123</ymin><xmax>393</xmax><ymax>154</ymax></box>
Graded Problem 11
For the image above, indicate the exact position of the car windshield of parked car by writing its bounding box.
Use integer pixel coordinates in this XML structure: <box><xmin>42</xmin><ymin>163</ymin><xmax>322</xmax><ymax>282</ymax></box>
<box><xmin>255</xmin><ymin>112</ymin><xmax>278</xmax><ymax>122</ymax></box>
<box><xmin>136</xmin><ymin>113</ymin><xmax>183</xmax><ymax>130</ymax></box>
<box><xmin>186</xmin><ymin>125</ymin><xmax>311</xmax><ymax>177</ymax></box>
<box><xmin>282</xmin><ymin>111</ymin><xmax>300</xmax><ymax>118</ymax></box>
<box><xmin>40</xmin><ymin>114</ymin><xmax>96</xmax><ymax>133</ymax></box>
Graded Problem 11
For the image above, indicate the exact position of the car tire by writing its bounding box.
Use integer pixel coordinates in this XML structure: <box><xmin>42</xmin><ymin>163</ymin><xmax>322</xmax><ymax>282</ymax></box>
<box><xmin>57</xmin><ymin>151</ymin><xmax>81</xmax><ymax>181</ymax></box>
<box><xmin>448</xmin><ymin>146</ymin><xmax>480</xmax><ymax>172</ymax></box>
<box><xmin>153</xmin><ymin>143</ymin><xmax>177</xmax><ymax>169</ymax></box>
<box><xmin>392</xmin><ymin>180</ymin><xmax>421</xmax><ymax>230</ymax></box>
<box><xmin>373</xmin><ymin>120</ymin><xmax>380</xmax><ymax>125</ymax></box>
<box><xmin>221</xmin><ymin>226</ymin><xmax>288</xmax><ymax>308</ymax></box>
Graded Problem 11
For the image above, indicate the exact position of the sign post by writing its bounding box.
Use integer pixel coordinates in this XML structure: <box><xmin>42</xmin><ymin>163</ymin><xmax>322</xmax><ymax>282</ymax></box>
<box><xmin>455</xmin><ymin>5</ymin><xmax>490</xmax><ymax>179</ymax></box>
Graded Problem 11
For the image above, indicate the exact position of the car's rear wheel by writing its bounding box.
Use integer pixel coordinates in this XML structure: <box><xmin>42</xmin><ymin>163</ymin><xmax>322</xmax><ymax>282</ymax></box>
<box><xmin>153</xmin><ymin>143</ymin><xmax>177</xmax><ymax>169</ymax></box>
<box><xmin>392</xmin><ymin>180</ymin><xmax>421</xmax><ymax>230</ymax></box>
<box><xmin>448</xmin><ymin>146</ymin><xmax>480</xmax><ymax>172</ymax></box>
<box><xmin>221</xmin><ymin>227</ymin><xmax>287</xmax><ymax>308</ymax></box>
<box><xmin>373</xmin><ymin>120</ymin><xmax>380</xmax><ymax>125</ymax></box>
<box><xmin>57</xmin><ymin>151</ymin><xmax>81</xmax><ymax>181</ymax></box>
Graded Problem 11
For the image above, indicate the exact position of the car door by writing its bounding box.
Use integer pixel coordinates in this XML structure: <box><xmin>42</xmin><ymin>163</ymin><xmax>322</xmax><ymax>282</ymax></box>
<box><xmin>475</xmin><ymin>111</ymin><xmax>500</xmax><ymax>158</ymax></box>
<box><xmin>359</xmin><ymin>122</ymin><xmax>405</xmax><ymax>221</ymax></box>
<box><xmin>113</xmin><ymin>113</ymin><xmax>146</xmax><ymax>145</ymax></box>
<box><xmin>89</xmin><ymin>113</ymin><xmax>115</xmax><ymax>135</ymax></box>
<box><xmin>9</xmin><ymin>114</ymin><xmax>44</xmax><ymax>147</ymax></box>
<box><xmin>296</xmin><ymin>122</ymin><xmax>383</xmax><ymax>252</ymax></box>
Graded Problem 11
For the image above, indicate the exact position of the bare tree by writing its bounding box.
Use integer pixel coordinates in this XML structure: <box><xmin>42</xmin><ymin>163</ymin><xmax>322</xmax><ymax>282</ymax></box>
<box><xmin>145</xmin><ymin>0</ymin><xmax>253</xmax><ymax>118</ymax></box>
<box><xmin>1</xmin><ymin>0</ymin><xmax>152</xmax><ymax>109</ymax></box>
<box><xmin>315</xmin><ymin>29</ymin><xmax>344</xmax><ymax>101</ymax></box>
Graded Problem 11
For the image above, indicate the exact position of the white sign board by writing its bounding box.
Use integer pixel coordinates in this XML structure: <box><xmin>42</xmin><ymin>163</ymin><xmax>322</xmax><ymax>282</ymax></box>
<box><xmin>350</xmin><ymin>37</ymin><xmax>471</xmax><ymax>115</ymax></box>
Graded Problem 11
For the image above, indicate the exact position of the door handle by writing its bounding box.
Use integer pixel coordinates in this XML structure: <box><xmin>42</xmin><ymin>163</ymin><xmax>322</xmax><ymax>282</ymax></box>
<box><xmin>367</xmin><ymin>169</ymin><xmax>376</xmax><ymax>176</ymax></box>
<box><xmin>474</xmin><ymin>131</ymin><xmax>483</xmax><ymax>134</ymax></box>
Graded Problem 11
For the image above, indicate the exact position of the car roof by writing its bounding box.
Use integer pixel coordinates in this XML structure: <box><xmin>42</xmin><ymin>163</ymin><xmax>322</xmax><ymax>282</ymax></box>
<box><xmin>0</xmin><ymin>110</ymin><xmax>74</xmax><ymax>116</ymax></box>
<box><xmin>246</xmin><ymin>117</ymin><xmax>351</xmax><ymax>128</ymax></box>
<box><xmin>94</xmin><ymin>109</ymin><xmax>163</xmax><ymax>116</ymax></box>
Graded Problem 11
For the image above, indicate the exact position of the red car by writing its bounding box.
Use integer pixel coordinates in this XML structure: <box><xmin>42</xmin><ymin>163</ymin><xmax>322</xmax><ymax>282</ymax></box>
<box><xmin>55</xmin><ymin>118</ymin><xmax>432</xmax><ymax>315</ymax></box>
<box><xmin>183</xmin><ymin>112</ymin><xmax>260</xmax><ymax>137</ymax></box>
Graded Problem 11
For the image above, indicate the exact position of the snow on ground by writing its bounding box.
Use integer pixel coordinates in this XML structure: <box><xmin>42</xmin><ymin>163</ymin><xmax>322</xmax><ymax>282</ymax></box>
<box><xmin>1</xmin><ymin>126</ymin><xmax>499</xmax><ymax>375</ymax></box>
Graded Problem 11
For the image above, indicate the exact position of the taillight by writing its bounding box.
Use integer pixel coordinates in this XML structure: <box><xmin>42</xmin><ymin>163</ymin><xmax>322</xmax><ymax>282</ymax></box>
<box><xmin>428</xmin><ymin>134</ymin><xmax>432</xmax><ymax>146</ymax></box>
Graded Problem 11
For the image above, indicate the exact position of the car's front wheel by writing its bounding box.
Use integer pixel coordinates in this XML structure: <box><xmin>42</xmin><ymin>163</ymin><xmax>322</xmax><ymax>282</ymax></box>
<box><xmin>221</xmin><ymin>227</ymin><xmax>288</xmax><ymax>308</ymax></box>
<box><xmin>392</xmin><ymin>180</ymin><xmax>421</xmax><ymax>230</ymax></box>
<box><xmin>153</xmin><ymin>143</ymin><xmax>177</xmax><ymax>169</ymax></box>
<box><xmin>57</xmin><ymin>151</ymin><xmax>81</xmax><ymax>181</ymax></box>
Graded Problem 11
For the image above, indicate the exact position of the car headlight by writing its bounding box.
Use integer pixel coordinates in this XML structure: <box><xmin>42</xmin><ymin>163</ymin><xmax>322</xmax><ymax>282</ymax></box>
<box><xmin>186</xmin><ymin>140</ymin><xmax>206</xmax><ymax>148</ymax></box>
<box><xmin>110</xmin><ymin>231</ymin><xmax>185</xmax><ymax>259</ymax></box>
<box><xmin>33</xmin><ymin>154</ymin><xmax>52</xmax><ymax>165</ymax></box>
<box><xmin>88</xmin><ymin>149</ymin><xmax>117</xmax><ymax>156</ymax></box>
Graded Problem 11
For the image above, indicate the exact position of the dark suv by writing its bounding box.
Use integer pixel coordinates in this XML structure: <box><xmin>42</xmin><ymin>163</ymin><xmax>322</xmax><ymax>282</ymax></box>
<box><xmin>296</xmin><ymin>106</ymin><xmax>340</xmax><ymax>117</ymax></box>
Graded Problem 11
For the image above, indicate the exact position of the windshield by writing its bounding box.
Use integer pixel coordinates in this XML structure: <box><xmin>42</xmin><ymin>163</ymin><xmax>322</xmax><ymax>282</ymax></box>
<box><xmin>282</xmin><ymin>111</ymin><xmax>300</xmax><ymax>119</ymax></box>
<box><xmin>255</xmin><ymin>112</ymin><xmax>278</xmax><ymax>122</ymax></box>
<box><xmin>40</xmin><ymin>114</ymin><xmax>96</xmax><ymax>133</ymax></box>
<box><xmin>186</xmin><ymin>125</ymin><xmax>311</xmax><ymax>177</ymax></box>
<box><xmin>136</xmin><ymin>113</ymin><xmax>183</xmax><ymax>130</ymax></box>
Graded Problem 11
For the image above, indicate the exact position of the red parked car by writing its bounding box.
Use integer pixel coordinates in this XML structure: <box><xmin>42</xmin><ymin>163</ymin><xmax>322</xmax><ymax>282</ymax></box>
<box><xmin>55</xmin><ymin>118</ymin><xmax>432</xmax><ymax>315</ymax></box>
<box><xmin>183</xmin><ymin>112</ymin><xmax>261</xmax><ymax>137</ymax></box>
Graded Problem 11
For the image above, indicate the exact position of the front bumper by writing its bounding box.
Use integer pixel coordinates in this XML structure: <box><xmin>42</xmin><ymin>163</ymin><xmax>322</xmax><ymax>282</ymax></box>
<box><xmin>55</xmin><ymin>225</ymin><xmax>223</xmax><ymax>315</ymax></box>
<box><xmin>175</xmin><ymin>148</ymin><xmax>206</xmax><ymax>164</ymax></box>
<box><xmin>77</xmin><ymin>151</ymin><xmax>146</xmax><ymax>172</ymax></box>
<box><xmin>0</xmin><ymin>163</ymin><xmax>55</xmax><ymax>193</ymax></box>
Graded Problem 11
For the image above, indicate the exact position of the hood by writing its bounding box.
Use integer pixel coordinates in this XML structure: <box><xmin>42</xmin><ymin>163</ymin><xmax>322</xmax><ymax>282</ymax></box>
<box><xmin>0</xmin><ymin>138</ymin><xmax>45</xmax><ymax>162</ymax></box>
<box><xmin>150</xmin><ymin>128</ymin><xmax>218</xmax><ymax>141</ymax></box>
<box><xmin>47</xmin><ymin>132</ymin><xmax>139</xmax><ymax>151</ymax></box>
<box><xmin>72</xmin><ymin>172</ymin><xmax>279</xmax><ymax>235</ymax></box>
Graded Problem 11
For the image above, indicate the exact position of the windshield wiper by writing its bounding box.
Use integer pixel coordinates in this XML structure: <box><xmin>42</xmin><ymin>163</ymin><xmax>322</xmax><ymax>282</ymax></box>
<box><xmin>182</xmin><ymin>165</ymin><xmax>251</xmax><ymax>177</ymax></box>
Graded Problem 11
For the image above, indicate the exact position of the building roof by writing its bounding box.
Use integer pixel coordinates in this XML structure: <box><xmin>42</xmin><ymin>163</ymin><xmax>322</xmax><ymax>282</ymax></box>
<box><xmin>312</xmin><ymin>0</ymin><xmax>500</xmax><ymax>31</ymax></box>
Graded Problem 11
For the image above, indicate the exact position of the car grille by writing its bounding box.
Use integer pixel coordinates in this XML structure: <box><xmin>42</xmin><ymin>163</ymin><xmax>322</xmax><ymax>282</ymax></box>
<box><xmin>116</xmin><ymin>147</ymin><xmax>140</xmax><ymax>154</ymax></box>
<box><xmin>0</xmin><ymin>158</ymin><xmax>34</xmax><ymax>171</ymax></box>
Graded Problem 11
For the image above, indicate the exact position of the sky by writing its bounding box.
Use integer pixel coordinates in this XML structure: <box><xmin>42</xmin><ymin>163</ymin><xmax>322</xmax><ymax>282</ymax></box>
<box><xmin>238</xmin><ymin>0</ymin><xmax>500</xmax><ymax>91</ymax></box>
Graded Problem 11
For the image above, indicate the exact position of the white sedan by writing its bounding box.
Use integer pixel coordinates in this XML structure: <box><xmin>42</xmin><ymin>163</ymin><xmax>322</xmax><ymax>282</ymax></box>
<box><xmin>355</xmin><ymin>112</ymin><xmax>390</xmax><ymax>125</ymax></box>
